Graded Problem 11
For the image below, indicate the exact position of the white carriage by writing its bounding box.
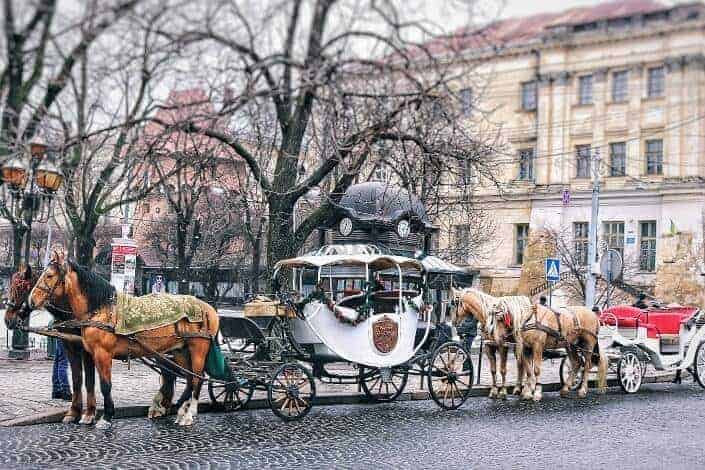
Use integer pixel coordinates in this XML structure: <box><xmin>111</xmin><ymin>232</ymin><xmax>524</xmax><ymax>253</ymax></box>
<box><xmin>210</xmin><ymin>247</ymin><xmax>474</xmax><ymax>421</ymax></box>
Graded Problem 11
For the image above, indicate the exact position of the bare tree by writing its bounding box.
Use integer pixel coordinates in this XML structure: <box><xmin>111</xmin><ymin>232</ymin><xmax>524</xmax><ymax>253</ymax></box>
<box><xmin>153</xmin><ymin>0</ymin><xmax>504</xmax><ymax>272</ymax></box>
<box><xmin>0</xmin><ymin>0</ymin><xmax>142</xmax><ymax>268</ymax></box>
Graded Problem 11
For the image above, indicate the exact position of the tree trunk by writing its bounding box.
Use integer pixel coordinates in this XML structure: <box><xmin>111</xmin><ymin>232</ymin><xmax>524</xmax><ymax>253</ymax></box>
<box><xmin>250</xmin><ymin>231</ymin><xmax>263</xmax><ymax>294</ymax></box>
<box><xmin>176</xmin><ymin>220</ymin><xmax>190</xmax><ymax>295</ymax></box>
<box><xmin>266</xmin><ymin>202</ymin><xmax>298</xmax><ymax>275</ymax></box>
<box><xmin>75</xmin><ymin>233</ymin><xmax>96</xmax><ymax>267</ymax></box>
<box><xmin>11</xmin><ymin>224</ymin><xmax>25</xmax><ymax>270</ymax></box>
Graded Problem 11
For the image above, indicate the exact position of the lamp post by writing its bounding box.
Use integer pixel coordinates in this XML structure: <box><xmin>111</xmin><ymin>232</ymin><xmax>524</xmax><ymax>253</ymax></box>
<box><xmin>1</xmin><ymin>136</ymin><xmax>64</xmax><ymax>359</ymax></box>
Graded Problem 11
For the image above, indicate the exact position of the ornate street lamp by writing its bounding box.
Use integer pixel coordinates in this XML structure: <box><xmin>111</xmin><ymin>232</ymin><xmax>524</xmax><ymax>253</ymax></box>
<box><xmin>1</xmin><ymin>136</ymin><xmax>64</xmax><ymax>359</ymax></box>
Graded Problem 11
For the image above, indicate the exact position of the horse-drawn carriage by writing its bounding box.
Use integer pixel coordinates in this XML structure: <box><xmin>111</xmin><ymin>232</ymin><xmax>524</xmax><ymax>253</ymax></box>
<box><xmin>210</xmin><ymin>246</ymin><xmax>474</xmax><ymax>421</ymax></box>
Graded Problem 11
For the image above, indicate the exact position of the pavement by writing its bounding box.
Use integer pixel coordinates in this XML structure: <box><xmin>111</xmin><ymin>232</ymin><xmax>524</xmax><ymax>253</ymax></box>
<box><xmin>0</xmin><ymin>382</ymin><xmax>703</xmax><ymax>469</ymax></box>
<box><xmin>0</xmin><ymin>349</ymin><xmax>562</xmax><ymax>425</ymax></box>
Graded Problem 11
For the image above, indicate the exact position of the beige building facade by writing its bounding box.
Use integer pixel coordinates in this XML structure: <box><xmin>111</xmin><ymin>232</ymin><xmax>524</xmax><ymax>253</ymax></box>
<box><xmin>437</xmin><ymin>0</ymin><xmax>705</xmax><ymax>298</ymax></box>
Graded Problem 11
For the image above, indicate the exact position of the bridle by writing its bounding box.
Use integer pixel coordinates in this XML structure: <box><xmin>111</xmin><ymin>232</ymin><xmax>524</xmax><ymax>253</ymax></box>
<box><xmin>31</xmin><ymin>261</ymin><xmax>73</xmax><ymax>317</ymax></box>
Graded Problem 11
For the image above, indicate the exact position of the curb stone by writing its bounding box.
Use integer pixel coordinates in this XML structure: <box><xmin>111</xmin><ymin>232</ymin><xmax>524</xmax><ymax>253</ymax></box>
<box><xmin>1</xmin><ymin>378</ymin><xmax>633</xmax><ymax>427</ymax></box>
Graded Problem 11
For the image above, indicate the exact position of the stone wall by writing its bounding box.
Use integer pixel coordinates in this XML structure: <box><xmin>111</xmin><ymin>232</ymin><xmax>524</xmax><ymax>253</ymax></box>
<box><xmin>517</xmin><ymin>230</ymin><xmax>556</xmax><ymax>296</ymax></box>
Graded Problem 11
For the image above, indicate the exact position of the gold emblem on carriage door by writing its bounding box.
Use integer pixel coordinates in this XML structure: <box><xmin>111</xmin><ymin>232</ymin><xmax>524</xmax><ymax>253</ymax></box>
<box><xmin>372</xmin><ymin>316</ymin><xmax>399</xmax><ymax>354</ymax></box>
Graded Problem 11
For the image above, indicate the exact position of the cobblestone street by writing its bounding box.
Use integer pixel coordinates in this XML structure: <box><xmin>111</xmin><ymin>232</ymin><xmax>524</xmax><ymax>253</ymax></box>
<box><xmin>0</xmin><ymin>350</ymin><xmax>561</xmax><ymax>424</ymax></box>
<box><xmin>0</xmin><ymin>382</ymin><xmax>703</xmax><ymax>469</ymax></box>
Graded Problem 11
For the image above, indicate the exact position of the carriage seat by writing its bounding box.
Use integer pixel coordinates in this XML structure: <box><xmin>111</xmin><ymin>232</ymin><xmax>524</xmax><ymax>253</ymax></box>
<box><xmin>337</xmin><ymin>290</ymin><xmax>366</xmax><ymax>309</ymax></box>
<box><xmin>602</xmin><ymin>305</ymin><xmax>698</xmax><ymax>338</ymax></box>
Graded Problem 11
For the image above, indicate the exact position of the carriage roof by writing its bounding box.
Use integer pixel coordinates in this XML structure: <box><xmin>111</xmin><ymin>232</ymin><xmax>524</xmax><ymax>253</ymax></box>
<box><xmin>273</xmin><ymin>253</ymin><xmax>425</xmax><ymax>274</ymax></box>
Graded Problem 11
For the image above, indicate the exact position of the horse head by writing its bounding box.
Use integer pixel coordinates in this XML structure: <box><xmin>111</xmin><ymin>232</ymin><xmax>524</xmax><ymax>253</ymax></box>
<box><xmin>29</xmin><ymin>249</ymin><xmax>115</xmax><ymax>320</ymax></box>
<box><xmin>28</xmin><ymin>250</ymin><xmax>70</xmax><ymax>313</ymax></box>
<box><xmin>486</xmin><ymin>300</ymin><xmax>513</xmax><ymax>342</ymax></box>
<box><xmin>4</xmin><ymin>264</ymin><xmax>38</xmax><ymax>330</ymax></box>
<box><xmin>452</xmin><ymin>287</ymin><xmax>496</xmax><ymax>327</ymax></box>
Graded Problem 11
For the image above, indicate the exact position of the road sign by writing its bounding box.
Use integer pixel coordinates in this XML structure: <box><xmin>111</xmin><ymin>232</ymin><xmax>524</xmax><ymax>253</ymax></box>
<box><xmin>562</xmin><ymin>188</ymin><xmax>570</xmax><ymax>205</ymax></box>
<box><xmin>600</xmin><ymin>249</ymin><xmax>623</xmax><ymax>282</ymax></box>
<box><xmin>545</xmin><ymin>258</ymin><xmax>560</xmax><ymax>282</ymax></box>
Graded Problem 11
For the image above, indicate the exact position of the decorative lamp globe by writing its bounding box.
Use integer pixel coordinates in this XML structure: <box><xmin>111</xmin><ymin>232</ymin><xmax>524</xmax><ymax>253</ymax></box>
<box><xmin>1</xmin><ymin>158</ymin><xmax>29</xmax><ymax>190</ymax></box>
<box><xmin>35</xmin><ymin>160</ymin><xmax>63</xmax><ymax>193</ymax></box>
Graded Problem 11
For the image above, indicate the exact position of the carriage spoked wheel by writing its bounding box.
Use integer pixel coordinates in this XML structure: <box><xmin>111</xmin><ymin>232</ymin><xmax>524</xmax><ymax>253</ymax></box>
<box><xmin>617</xmin><ymin>351</ymin><xmax>644</xmax><ymax>394</ymax></box>
<box><xmin>559</xmin><ymin>356</ymin><xmax>584</xmax><ymax>392</ymax></box>
<box><xmin>268</xmin><ymin>363</ymin><xmax>316</xmax><ymax>421</ymax></box>
<box><xmin>427</xmin><ymin>341</ymin><xmax>473</xmax><ymax>410</ymax></box>
<box><xmin>359</xmin><ymin>365</ymin><xmax>409</xmax><ymax>403</ymax></box>
<box><xmin>694</xmin><ymin>341</ymin><xmax>705</xmax><ymax>389</ymax></box>
<box><xmin>208</xmin><ymin>372</ymin><xmax>255</xmax><ymax>412</ymax></box>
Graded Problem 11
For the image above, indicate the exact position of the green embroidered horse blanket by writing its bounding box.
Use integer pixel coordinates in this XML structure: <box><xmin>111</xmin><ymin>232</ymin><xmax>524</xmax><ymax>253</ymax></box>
<box><xmin>114</xmin><ymin>293</ymin><xmax>205</xmax><ymax>335</ymax></box>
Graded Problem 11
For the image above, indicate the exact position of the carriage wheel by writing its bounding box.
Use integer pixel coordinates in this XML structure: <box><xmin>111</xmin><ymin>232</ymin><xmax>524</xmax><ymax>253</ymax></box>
<box><xmin>694</xmin><ymin>341</ymin><xmax>705</xmax><ymax>389</ymax></box>
<box><xmin>223</xmin><ymin>336</ymin><xmax>257</xmax><ymax>358</ymax></box>
<box><xmin>359</xmin><ymin>366</ymin><xmax>409</xmax><ymax>403</ymax></box>
<box><xmin>208</xmin><ymin>372</ymin><xmax>255</xmax><ymax>412</ymax></box>
<box><xmin>267</xmin><ymin>318</ymin><xmax>289</xmax><ymax>362</ymax></box>
<box><xmin>559</xmin><ymin>356</ymin><xmax>584</xmax><ymax>392</ymax></box>
<box><xmin>427</xmin><ymin>342</ymin><xmax>473</xmax><ymax>410</ymax></box>
<box><xmin>268</xmin><ymin>363</ymin><xmax>316</xmax><ymax>421</ymax></box>
<box><xmin>617</xmin><ymin>351</ymin><xmax>643</xmax><ymax>394</ymax></box>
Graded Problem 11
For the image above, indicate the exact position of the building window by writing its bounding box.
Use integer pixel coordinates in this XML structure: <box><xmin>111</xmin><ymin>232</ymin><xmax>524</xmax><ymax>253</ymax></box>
<box><xmin>521</xmin><ymin>81</ymin><xmax>537</xmax><ymax>111</ymax></box>
<box><xmin>578</xmin><ymin>75</ymin><xmax>593</xmax><ymax>105</ymax></box>
<box><xmin>612</xmin><ymin>70</ymin><xmax>628</xmax><ymax>102</ymax></box>
<box><xmin>576</xmin><ymin>144</ymin><xmax>591</xmax><ymax>178</ymax></box>
<box><xmin>574</xmin><ymin>222</ymin><xmax>589</xmax><ymax>265</ymax></box>
<box><xmin>645</xmin><ymin>139</ymin><xmax>663</xmax><ymax>175</ymax></box>
<box><xmin>518</xmin><ymin>148</ymin><xmax>534</xmax><ymax>181</ymax></box>
<box><xmin>639</xmin><ymin>221</ymin><xmax>657</xmax><ymax>272</ymax></box>
<box><xmin>602</xmin><ymin>221</ymin><xmax>625</xmax><ymax>258</ymax></box>
<box><xmin>609</xmin><ymin>142</ymin><xmax>626</xmax><ymax>176</ymax></box>
<box><xmin>515</xmin><ymin>224</ymin><xmax>529</xmax><ymax>265</ymax></box>
<box><xmin>459</xmin><ymin>88</ymin><xmax>472</xmax><ymax>116</ymax></box>
<box><xmin>647</xmin><ymin>66</ymin><xmax>665</xmax><ymax>98</ymax></box>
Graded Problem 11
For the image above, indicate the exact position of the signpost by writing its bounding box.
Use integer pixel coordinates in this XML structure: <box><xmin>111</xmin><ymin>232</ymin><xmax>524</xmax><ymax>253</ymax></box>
<box><xmin>111</xmin><ymin>226</ymin><xmax>137</xmax><ymax>295</ymax></box>
<box><xmin>545</xmin><ymin>258</ymin><xmax>560</xmax><ymax>306</ymax></box>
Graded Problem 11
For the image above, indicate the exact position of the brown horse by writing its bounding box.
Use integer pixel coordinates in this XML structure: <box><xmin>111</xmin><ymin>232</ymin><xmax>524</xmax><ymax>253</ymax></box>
<box><xmin>4</xmin><ymin>264</ymin><xmax>99</xmax><ymax>425</ymax></box>
<box><xmin>487</xmin><ymin>302</ymin><xmax>608</xmax><ymax>401</ymax></box>
<box><xmin>451</xmin><ymin>288</ymin><xmax>532</xmax><ymax>399</ymax></box>
<box><xmin>28</xmin><ymin>251</ymin><xmax>220</xmax><ymax>428</ymax></box>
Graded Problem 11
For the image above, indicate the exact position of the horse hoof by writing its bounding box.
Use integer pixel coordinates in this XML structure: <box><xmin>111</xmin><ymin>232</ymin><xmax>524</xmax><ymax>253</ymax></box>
<box><xmin>178</xmin><ymin>414</ymin><xmax>194</xmax><ymax>427</ymax></box>
<box><xmin>62</xmin><ymin>415</ymin><xmax>79</xmax><ymax>424</ymax></box>
<box><xmin>95</xmin><ymin>418</ymin><xmax>112</xmax><ymax>430</ymax></box>
<box><xmin>578</xmin><ymin>390</ymin><xmax>588</xmax><ymax>399</ymax></box>
<box><xmin>560</xmin><ymin>389</ymin><xmax>569</xmax><ymax>398</ymax></box>
<box><xmin>512</xmin><ymin>387</ymin><xmax>522</xmax><ymax>396</ymax></box>
<box><xmin>79</xmin><ymin>414</ymin><xmax>96</xmax><ymax>425</ymax></box>
<box><xmin>532</xmin><ymin>394</ymin><xmax>542</xmax><ymax>402</ymax></box>
<box><xmin>498</xmin><ymin>390</ymin><xmax>507</xmax><ymax>400</ymax></box>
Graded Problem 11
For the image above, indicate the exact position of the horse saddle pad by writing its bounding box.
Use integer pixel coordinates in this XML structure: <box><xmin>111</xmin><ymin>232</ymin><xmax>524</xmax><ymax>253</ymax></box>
<box><xmin>114</xmin><ymin>293</ymin><xmax>205</xmax><ymax>335</ymax></box>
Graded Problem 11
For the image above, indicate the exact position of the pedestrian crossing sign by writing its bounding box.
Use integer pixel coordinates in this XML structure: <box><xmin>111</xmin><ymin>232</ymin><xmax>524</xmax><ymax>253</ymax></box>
<box><xmin>545</xmin><ymin>258</ymin><xmax>560</xmax><ymax>282</ymax></box>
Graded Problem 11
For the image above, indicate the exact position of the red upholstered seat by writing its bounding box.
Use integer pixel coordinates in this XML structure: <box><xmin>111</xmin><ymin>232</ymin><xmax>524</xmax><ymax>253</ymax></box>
<box><xmin>602</xmin><ymin>304</ymin><xmax>699</xmax><ymax>338</ymax></box>
<box><xmin>601</xmin><ymin>305</ymin><xmax>643</xmax><ymax>328</ymax></box>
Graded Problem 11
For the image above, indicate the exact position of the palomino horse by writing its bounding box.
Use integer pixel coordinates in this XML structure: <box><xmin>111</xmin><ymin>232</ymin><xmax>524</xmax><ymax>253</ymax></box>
<box><xmin>487</xmin><ymin>302</ymin><xmax>608</xmax><ymax>401</ymax></box>
<box><xmin>451</xmin><ymin>287</ymin><xmax>532</xmax><ymax>399</ymax></box>
<box><xmin>28</xmin><ymin>251</ymin><xmax>220</xmax><ymax>428</ymax></box>
<box><xmin>4</xmin><ymin>264</ymin><xmax>99</xmax><ymax>425</ymax></box>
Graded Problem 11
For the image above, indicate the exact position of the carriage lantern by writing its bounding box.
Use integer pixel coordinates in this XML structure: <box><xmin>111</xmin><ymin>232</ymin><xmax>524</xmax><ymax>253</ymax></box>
<box><xmin>1</xmin><ymin>158</ymin><xmax>29</xmax><ymax>191</ymax></box>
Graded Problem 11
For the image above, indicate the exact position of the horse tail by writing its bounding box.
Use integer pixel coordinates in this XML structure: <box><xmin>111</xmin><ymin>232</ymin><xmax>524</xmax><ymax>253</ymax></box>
<box><xmin>595</xmin><ymin>342</ymin><xmax>608</xmax><ymax>393</ymax></box>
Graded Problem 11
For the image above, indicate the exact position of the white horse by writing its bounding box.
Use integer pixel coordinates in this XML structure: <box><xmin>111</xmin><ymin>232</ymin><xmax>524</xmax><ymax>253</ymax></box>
<box><xmin>451</xmin><ymin>288</ymin><xmax>532</xmax><ymax>399</ymax></box>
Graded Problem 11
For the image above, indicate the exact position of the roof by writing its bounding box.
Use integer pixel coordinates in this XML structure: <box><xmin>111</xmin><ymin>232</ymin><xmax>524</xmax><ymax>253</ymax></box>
<box><xmin>416</xmin><ymin>0</ymin><xmax>670</xmax><ymax>57</ymax></box>
<box><xmin>420</xmin><ymin>255</ymin><xmax>468</xmax><ymax>275</ymax></box>
<box><xmin>273</xmin><ymin>254</ymin><xmax>425</xmax><ymax>274</ymax></box>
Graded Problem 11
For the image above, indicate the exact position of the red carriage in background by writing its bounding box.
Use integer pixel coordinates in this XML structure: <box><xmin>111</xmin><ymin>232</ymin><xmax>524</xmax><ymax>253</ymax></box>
<box><xmin>597</xmin><ymin>303</ymin><xmax>705</xmax><ymax>393</ymax></box>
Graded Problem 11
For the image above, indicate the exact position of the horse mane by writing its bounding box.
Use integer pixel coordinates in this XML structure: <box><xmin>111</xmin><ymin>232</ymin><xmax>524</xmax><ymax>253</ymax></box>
<box><xmin>498</xmin><ymin>295</ymin><xmax>533</xmax><ymax>331</ymax></box>
<box><xmin>68</xmin><ymin>260</ymin><xmax>116</xmax><ymax>312</ymax></box>
<box><xmin>463</xmin><ymin>288</ymin><xmax>497</xmax><ymax>313</ymax></box>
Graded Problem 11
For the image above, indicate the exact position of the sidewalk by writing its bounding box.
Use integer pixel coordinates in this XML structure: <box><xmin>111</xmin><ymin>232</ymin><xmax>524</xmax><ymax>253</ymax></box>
<box><xmin>0</xmin><ymin>349</ymin><xmax>562</xmax><ymax>425</ymax></box>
